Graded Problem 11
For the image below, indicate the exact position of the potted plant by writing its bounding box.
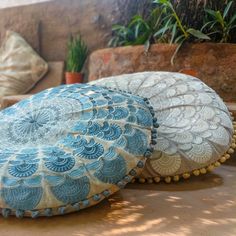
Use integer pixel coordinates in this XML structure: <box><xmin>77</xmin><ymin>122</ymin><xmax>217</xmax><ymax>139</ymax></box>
<box><xmin>109</xmin><ymin>0</ymin><xmax>211</xmax><ymax>64</ymax></box>
<box><xmin>88</xmin><ymin>0</ymin><xmax>236</xmax><ymax>103</ymax></box>
<box><xmin>66</xmin><ymin>34</ymin><xmax>88</xmax><ymax>84</ymax></box>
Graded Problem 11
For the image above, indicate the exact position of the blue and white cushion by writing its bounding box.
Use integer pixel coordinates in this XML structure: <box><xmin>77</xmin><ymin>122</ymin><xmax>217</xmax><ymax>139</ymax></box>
<box><xmin>0</xmin><ymin>84</ymin><xmax>156</xmax><ymax>217</ymax></box>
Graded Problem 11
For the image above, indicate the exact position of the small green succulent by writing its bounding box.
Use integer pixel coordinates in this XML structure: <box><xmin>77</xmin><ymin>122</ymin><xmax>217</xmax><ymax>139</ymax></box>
<box><xmin>66</xmin><ymin>35</ymin><xmax>88</xmax><ymax>73</ymax></box>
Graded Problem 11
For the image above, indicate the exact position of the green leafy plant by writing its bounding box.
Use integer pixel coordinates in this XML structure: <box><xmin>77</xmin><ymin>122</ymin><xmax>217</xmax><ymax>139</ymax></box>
<box><xmin>154</xmin><ymin>0</ymin><xmax>210</xmax><ymax>64</ymax></box>
<box><xmin>108</xmin><ymin>7</ymin><xmax>169</xmax><ymax>50</ymax></box>
<box><xmin>109</xmin><ymin>0</ymin><xmax>210</xmax><ymax>64</ymax></box>
<box><xmin>66</xmin><ymin>35</ymin><xmax>88</xmax><ymax>73</ymax></box>
<box><xmin>202</xmin><ymin>1</ymin><xmax>236</xmax><ymax>43</ymax></box>
<box><xmin>108</xmin><ymin>0</ymin><xmax>236</xmax><ymax>64</ymax></box>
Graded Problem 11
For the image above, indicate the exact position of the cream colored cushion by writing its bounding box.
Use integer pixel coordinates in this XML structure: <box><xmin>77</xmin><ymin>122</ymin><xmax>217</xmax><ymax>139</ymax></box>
<box><xmin>91</xmin><ymin>72</ymin><xmax>234</xmax><ymax>181</ymax></box>
<box><xmin>0</xmin><ymin>31</ymin><xmax>48</xmax><ymax>98</ymax></box>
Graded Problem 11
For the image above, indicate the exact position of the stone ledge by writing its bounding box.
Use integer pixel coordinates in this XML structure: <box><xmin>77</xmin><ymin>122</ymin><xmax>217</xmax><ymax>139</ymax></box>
<box><xmin>88</xmin><ymin>43</ymin><xmax>236</xmax><ymax>103</ymax></box>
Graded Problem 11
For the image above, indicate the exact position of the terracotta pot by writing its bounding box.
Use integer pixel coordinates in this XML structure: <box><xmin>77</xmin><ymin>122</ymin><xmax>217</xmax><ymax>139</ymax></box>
<box><xmin>65</xmin><ymin>72</ymin><xmax>83</xmax><ymax>84</ymax></box>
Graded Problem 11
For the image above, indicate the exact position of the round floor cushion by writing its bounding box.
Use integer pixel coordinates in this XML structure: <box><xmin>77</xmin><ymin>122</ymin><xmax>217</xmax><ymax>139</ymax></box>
<box><xmin>91</xmin><ymin>72</ymin><xmax>235</xmax><ymax>182</ymax></box>
<box><xmin>0</xmin><ymin>84</ymin><xmax>156</xmax><ymax>217</ymax></box>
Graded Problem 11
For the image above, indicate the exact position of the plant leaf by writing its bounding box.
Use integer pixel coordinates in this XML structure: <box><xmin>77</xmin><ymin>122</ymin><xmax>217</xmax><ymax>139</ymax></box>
<box><xmin>187</xmin><ymin>28</ymin><xmax>211</xmax><ymax>40</ymax></box>
<box><xmin>134</xmin><ymin>22</ymin><xmax>141</xmax><ymax>38</ymax></box>
<box><xmin>154</xmin><ymin>27</ymin><xmax>168</xmax><ymax>37</ymax></box>
<box><xmin>223</xmin><ymin>1</ymin><xmax>233</xmax><ymax>19</ymax></box>
<box><xmin>112</xmin><ymin>25</ymin><xmax>125</xmax><ymax>31</ymax></box>
<box><xmin>209</xmin><ymin>21</ymin><xmax>218</xmax><ymax>30</ymax></box>
<box><xmin>144</xmin><ymin>40</ymin><xmax>150</xmax><ymax>53</ymax></box>
<box><xmin>217</xmin><ymin>11</ymin><xmax>225</xmax><ymax>24</ymax></box>
<box><xmin>201</xmin><ymin>20</ymin><xmax>215</xmax><ymax>31</ymax></box>
<box><xmin>154</xmin><ymin>0</ymin><xmax>169</xmax><ymax>4</ymax></box>
<box><xmin>229</xmin><ymin>25</ymin><xmax>236</xmax><ymax>30</ymax></box>
<box><xmin>171</xmin><ymin>38</ymin><xmax>185</xmax><ymax>65</ymax></box>
<box><xmin>229</xmin><ymin>13</ymin><xmax>236</xmax><ymax>25</ymax></box>
<box><xmin>174</xmin><ymin>34</ymin><xmax>185</xmax><ymax>44</ymax></box>
<box><xmin>206</xmin><ymin>31</ymin><xmax>221</xmax><ymax>35</ymax></box>
<box><xmin>170</xmin><ymin>22</ymin><xmax>177</xmax><ymax>44</ymax></box>
<box><xmin>205</xmin><ymin>9</ymin><xmax>217</xmax><ymax>19</ymax></box>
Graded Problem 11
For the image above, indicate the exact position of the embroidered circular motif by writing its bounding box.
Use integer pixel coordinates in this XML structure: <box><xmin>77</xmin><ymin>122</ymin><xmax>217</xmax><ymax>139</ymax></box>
<box><xmin>91</xmin><ymin>72</ymin><xmax>234</xmax><ymax>179</ymax></box>
<box><xmin>8</xmin><ymin>106</ymin><xmax>60</xmax><ymax>144</ymax></box>
<box><xmin>0</xmin><ymin>98</ymin><xmax>78</xmax><ymax>147</ymax></box>
<box><xmin>0</xmin><ymin>84</ymin><xmax>156</xmax><ymax>217</ymax></box>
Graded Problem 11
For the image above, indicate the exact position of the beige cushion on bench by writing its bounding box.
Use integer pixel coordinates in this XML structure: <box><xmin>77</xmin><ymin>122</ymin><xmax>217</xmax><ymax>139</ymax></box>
<box><xmin>0</xmin><ymin>61</ymin><xmax>64</xmax><ymax>109</ymax></box>
<box><xmin>0</xmin><ymin>31</ymin><xmax>48</xmax><ymax>98</ymax></box>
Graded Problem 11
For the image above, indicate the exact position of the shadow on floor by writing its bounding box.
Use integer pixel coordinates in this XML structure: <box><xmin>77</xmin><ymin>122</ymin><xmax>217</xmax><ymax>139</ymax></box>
<box><xmin>0</xmin><ymin>164</ymin><xmax>236</xmax><ymax>236</ymax></box>
<box><xmin>127</xmin><ymin>172</ymin><xmax>223</xmax><ymax>192</ymax></box>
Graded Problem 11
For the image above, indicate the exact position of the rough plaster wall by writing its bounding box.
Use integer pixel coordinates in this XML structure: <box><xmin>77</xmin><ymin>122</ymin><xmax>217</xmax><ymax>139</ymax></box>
<box><xmin>0</xmin><ymin>0</ymin><xmax>150</xmax><ymax>61</ymax></box>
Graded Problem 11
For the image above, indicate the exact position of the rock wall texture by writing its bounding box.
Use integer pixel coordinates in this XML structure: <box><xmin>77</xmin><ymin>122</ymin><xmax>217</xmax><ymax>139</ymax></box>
<box><xmin>88</xmin><ymin>43</ymin><xmax>236</xmax><ymax>102</ymax></box>
<box><xmin>0</xmin><ymin>0</ymin><xmax>150</xmax><ymax>61</ymax></box>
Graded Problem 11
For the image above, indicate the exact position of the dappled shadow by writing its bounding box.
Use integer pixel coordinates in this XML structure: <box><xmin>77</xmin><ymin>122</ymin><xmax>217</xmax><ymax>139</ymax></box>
<box><xmin>0</xmin><ymin>165</ymin><xmax>236</xmax><ymax>236</ymax></box>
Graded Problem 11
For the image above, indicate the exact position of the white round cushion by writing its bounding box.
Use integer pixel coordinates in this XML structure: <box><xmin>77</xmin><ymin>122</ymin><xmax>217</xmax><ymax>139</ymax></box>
<box><xmin>91</xmin><ymin>72</ymin><xmax>234</xmax><ymax>181</ymax></box>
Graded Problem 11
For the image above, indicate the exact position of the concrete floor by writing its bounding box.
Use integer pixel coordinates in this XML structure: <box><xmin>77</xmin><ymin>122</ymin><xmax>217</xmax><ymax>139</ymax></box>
<box><xmin>0</xmin><ymin>158</ymin><xmax>236</xmax><ymax>236</ymax></box>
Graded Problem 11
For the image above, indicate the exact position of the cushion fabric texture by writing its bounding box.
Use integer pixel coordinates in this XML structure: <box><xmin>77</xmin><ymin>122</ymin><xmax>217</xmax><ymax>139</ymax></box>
<box><xmin>0</xmin><ymin>31</ymin><xmax>48</xmax><ymax>100</ymax></box>
<box><xmin>0</xmin><ymin>83</ymin><xmax>156</xmax><ymax>217</ymax></box>
<box><xmin>0</xmin><ymin>19</ymin><xmax>40</xmax><ymax>53</ymax></box>
<box><xmin>91</xmin><ymin>72</ymin><xmax>234</xmax><ymax>181</ymax></box>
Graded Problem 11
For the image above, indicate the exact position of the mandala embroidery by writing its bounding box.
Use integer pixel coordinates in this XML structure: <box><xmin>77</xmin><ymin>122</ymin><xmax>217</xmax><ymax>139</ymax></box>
<box><xmin>0</xmin><ymin>83</ymin><xmax>153</xmax><ymax>216</ymax></box>
<box><xmin>8</xmin><ymin>106</ymin><xmax>61</xmax><ymax>144</ymax></box>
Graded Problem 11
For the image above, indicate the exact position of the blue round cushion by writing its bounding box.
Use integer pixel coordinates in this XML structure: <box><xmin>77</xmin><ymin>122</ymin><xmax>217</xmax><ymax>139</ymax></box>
<box><xmin>0</xmin><ymin>84</ymin><xmax>156</xmax><ymax>218</ymax></box>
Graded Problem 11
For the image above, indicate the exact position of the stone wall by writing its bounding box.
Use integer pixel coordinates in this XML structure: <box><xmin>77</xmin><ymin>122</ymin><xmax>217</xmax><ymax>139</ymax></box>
<box><xmin>88</xmin><ymin>43</ymin><xmax>236</xmax><ymax>103</ymax></box>
<box><xmin>0</xmin><ymin>0</ymin><xmax>150</xmax><ymax>61</ymax></box>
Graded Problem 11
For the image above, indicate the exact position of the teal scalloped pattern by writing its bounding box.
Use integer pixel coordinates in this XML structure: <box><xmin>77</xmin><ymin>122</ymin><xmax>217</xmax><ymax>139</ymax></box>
<box><xmin>0</xmin><ymin>83</ymin><xmax>157</xmax><ymax>217</ymax></box>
